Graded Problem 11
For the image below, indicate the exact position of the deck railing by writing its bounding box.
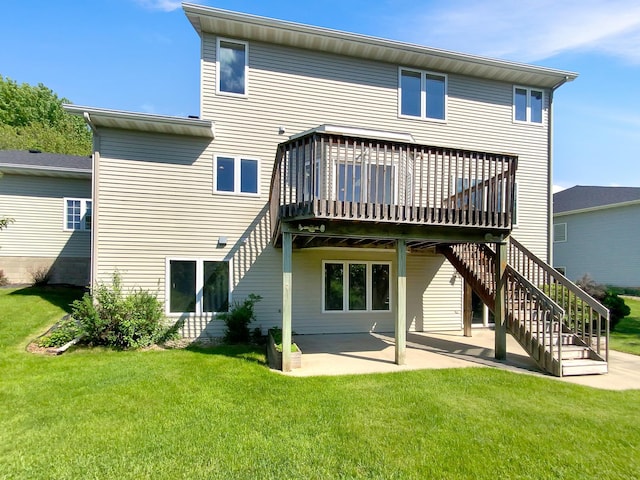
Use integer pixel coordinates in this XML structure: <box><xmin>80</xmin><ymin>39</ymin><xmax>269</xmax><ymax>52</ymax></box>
<box><xmin>270</xmin><ymin>132</ymin><xmax>518</xmax><ymax>239</ymax></box>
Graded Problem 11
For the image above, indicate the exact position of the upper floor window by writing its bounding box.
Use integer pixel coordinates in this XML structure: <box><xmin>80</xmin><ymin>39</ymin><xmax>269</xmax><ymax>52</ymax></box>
<box><xmin>217</xmin><ymin>38</ymin><xmax>248</xmax><ymax>96</ymax></box>
<box><xmin>514</xmin><ymin>86</ymin><xmax>543</xmax><ymax>124</ymax></box>
<box><xmin>214</xmin><ymin>155</ymin><xmax>260</xmax><ymax>196</ymax></box>
<box><xmin>399</xmin><ymin>68</ymin><xmax>446</xmax><ymax>121</ymax></box>
<box><xmin>64</xmin><ymin>198</ymin><xmax>92</xmax><ymax>231</ymax></box>
<box><xmin>553</xmin><ymin>223</ymin><xmax>567</xmax><ymax>242</ymax></box>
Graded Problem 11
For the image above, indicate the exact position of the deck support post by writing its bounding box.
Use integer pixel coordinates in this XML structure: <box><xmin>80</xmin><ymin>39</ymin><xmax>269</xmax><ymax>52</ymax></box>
<box><xmin>395</xmin><ymin>239</ymin><xmax>407</xmax><ymax>365</ymax></box>
<box><xmin>494</xmin><ymin>239</ymin><xmax>507</xmax><ymax>360</ymax></box>
<box><xmin>282</xmin><ymin>231</ymin><xmax>292</xmax><ymax>372</ymax></box>
<box><xmin>464</xmin><ymin>281</ymin><xmax>473</xmax><ymax>337</ymax></box>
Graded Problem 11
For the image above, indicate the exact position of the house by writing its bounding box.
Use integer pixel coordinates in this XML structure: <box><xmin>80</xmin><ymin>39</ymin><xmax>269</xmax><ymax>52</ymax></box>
<box><xmin>0</xmin><ymin>149</ymin><xmax>92</xmax><ymax>285</ymax></box>
<box><xmin>554</xmin><ymin>185</ymin><xmax>640</xmax><ymax>287</ymax></box>
<box><xmin>63</xmin><ymin>3</ymin><xmax>608</xmax><ymax>376</ymax></box>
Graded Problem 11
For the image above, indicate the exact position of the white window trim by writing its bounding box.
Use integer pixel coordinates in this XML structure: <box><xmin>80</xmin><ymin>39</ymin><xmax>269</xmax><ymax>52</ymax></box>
<box><xmin>213</xmin><ymin>154</ymin><xmax>261</xmax><ymax>197</ymax></box>
<box><xmin>63</xmin><ymin>197</ymin><xmax>92</xmax><ymax>231</ymax></box>
<box><xmin>321</xmin><ymin>260</ymin><xmax>392</xmax><ymax>313</ymax></box>
<box><xmin>398</xmin><ymin>67</ymin><xmax>447</xmax><ymax>123</ymax></box>
<box><xmin>216</xmin><ymin>37</ymin><xmax>249</xmax><ymax>98</ymax></box>
<box><xmin>165</xmin><ymin>257</ymin><xmax>232</xmax><ymax>317</ymax></box>
<box><xmin>513</xmin><ymin>86</ymin><xmax>544</xmax><ymax>124</ymax></box>
<box><xmin>553</xmin><ymin>223</ymin><xmax>567</xmax><ymax>243</ymax></box>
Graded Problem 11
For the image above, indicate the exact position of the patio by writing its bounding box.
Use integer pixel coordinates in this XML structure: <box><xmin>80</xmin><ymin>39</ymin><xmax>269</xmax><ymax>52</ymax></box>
<box><xmin>286</xmin><ymin>329</ymin><xmax>640</xmax><ymax>390</ymax></box>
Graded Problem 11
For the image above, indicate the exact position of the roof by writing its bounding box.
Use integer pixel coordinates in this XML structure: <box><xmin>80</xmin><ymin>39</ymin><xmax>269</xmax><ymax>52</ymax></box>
<box><xmin>63</xmin><ymin>105</ymin><xmax>215</xmax><ymax>138</ymax></box>
<box><xmin>183</xmin><ymin>3</ymin><xmax>578</xmax><ymax>89</ymax></box>
<box><xmin>0</xmin><ymin>149</ymin><xmax>92</xmax><ymax>179</ymax></box>
<box><xmin>554</xmin><ymin>186</ymin><xmax>640</xmax><ymax>215</ymax></box>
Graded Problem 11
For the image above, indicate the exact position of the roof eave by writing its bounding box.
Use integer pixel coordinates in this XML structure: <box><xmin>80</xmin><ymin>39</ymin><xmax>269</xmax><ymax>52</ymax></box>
<box><xmin>182</xmin><ymin>3</ymin><xmax>578</xmax><ymax>89</ymax></box>
<box><xmin>554</xmin><ymin>198</ymin><xmax>640</xmax><ymax>217</ymax></box>
<box><xmin>63</xmin><ymin>104</ymin><xmax>215</xmax><ymax>139</ymax></box>
<box><xmin>0</xmin><ymin>163</ymin><xmax>92</xmax><ymax>179</ymax></box>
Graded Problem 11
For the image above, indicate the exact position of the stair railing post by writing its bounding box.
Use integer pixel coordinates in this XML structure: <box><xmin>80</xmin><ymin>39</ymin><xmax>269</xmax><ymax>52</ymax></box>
<box><xmin>494</xmin><ymin>238</ymin><xmax>507</xmax><ymax>360</ymax></box>
<box><xmin>464</xmin><ymin>281</ymin><xmax>473</xmax><ymax>337</ymax></box>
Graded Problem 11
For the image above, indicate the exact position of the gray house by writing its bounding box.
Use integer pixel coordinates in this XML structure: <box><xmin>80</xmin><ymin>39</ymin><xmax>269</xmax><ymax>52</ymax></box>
<box><xmin>554</xmin><ymin>185</ymin><xmax>640</xmax><ymax>287</ymax></box>
<box><xmin>62</xmin><ymin>3</ymin><xmax>608</xmax><ymax>376</ymax></box>
<box><xmin>0</xmin><ymin>149</ymin><xmax>92</xmax><ymax>285</ymax></box>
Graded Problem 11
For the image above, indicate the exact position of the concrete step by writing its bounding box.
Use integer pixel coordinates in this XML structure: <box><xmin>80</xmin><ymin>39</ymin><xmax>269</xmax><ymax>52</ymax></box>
<box><xmin>561</xmin><ymin>359</ymin><xmax>608</xmax><ymax>376</ymax></box>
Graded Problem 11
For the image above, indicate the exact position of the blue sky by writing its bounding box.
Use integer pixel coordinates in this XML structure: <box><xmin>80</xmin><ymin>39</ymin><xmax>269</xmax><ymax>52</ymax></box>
<box><xmin>2</xmin><ymin>0</ymin><xmax>639</xmax><ymax>191</ymax></box>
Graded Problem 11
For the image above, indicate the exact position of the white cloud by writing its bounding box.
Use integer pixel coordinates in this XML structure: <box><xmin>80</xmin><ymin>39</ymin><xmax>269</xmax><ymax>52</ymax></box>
<box><xmin>134</xmin><ymin>0</ymin><xmax>182</xmax><ymax>12</ymax></box>
<box><xmin>399</xmin><ymin>0</ymin><xmax>640</xmax><ymax>63</ymax></box>
<box><xmin>553</xmin><ymin>184</ymin><xmax>568</xmax><ymax>193</ymax></box>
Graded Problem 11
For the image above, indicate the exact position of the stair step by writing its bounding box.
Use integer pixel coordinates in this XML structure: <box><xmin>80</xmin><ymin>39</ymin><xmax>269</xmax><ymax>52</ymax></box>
<box><xmin>561</xmin><ymin>359</ymin><xmax>608</xmax><ymax>376</ymax></box>
<box><xmin>559</xmin><ymin>345</ymin><xmax>594</xmax><ymax>360</ymax></box>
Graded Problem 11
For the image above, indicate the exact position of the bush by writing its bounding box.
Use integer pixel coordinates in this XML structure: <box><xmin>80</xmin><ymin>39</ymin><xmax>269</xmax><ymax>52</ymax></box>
<box><xmin>71</xmin><ymin>271</ymin><xmax>169</xmax><ymax>349</ymax></box>
<box><xmin>37</xmin><ymin>316</ymin><xmax>82</xmax><ymax>348</ymax></box>
<box><xmin>0</xmin><ymin>270</ymin><xmax>8</xmax><ymax>287</ymax></box>
<box><xmin>30</xmin><ymin>266</ymin><xmax>52</xmax><ymax>286</ymax></box>
<box><xmin>602</xmin><ymin>292</ymin><xmax>631</xmax><ymax>331</ymax></box>
<box><xmin>222</xmin><ymin>294</ymin><xmax>262</xmax><ymax>344</ymax></box>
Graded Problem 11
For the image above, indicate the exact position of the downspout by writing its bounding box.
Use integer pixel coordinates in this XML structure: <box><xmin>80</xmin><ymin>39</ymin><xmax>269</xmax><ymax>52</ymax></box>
<box><xmin>547</xmin><ymin>76</ymin><xmax>569</xmax><ymax>264</ymax></box>
<box><xmin>84</xmin><ymin>112</ymin><xmax>100</xmax><ymax>291</ymax></box>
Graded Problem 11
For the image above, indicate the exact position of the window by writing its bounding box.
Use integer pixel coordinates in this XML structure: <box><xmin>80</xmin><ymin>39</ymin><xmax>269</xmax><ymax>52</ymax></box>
<box><xmin>217</xmin><ymin>38</ymin><xmax>248</xmax><ymax>96</ymax></box>
<box><xmin>337</xmin><ymin>164</ymin><xmax>395</xmax><ymax>204</ymax></box>
<box><xmin>166</xmin><ymin>259</ymin><xmax>230</xmax><ymax>315</ymax></box>
<box><xmin>214</xmin><ymin>155</ymin><xmax>260</xmax><ymax>195</ymax></box>
<box><xmin>323</xmin><ymin>261</ymin><xmax>391</xmax><ymax>312</ymax></box>
<box><xmin>399</xmin><ymin>68</ymin><xmax>446</xmax><ymax>121</ymax></box>
<box><xmin>555</xmin><ymin>266</ymin><xmax>566</xmax><ymax>276</ymax></box>
<box><xmin>553</xmin><ymin>223</ymin><xmax>567</xmax><ymax>242</ymax></box>
<box><xmin>64</xmin><ymin>198</ymin><xmax>92</xmax><ymax>231</ymax></box>
<box><xmin>514</xmin><ymin>86</ymin><xmax>543</xmax><ymax>123</ymax></box>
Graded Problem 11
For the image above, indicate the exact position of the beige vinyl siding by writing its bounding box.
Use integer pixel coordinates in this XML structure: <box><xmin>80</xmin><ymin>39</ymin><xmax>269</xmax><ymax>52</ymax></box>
<box><xmin>201</xmin><ymin>36</ymin><xmax>550</xmax><ymax>259</ymax></box>
<box><xmin>0</xmin><ymin>173</ymin><xmax>91</xmax><ymax>257</ymax></box>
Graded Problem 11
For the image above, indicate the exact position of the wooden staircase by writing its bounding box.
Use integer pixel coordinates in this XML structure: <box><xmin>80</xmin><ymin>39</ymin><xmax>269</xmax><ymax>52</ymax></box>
<box><xmin>439</xmin><ymin>240</ymin><xmax>609</xmax><ymax>377</ymax></box>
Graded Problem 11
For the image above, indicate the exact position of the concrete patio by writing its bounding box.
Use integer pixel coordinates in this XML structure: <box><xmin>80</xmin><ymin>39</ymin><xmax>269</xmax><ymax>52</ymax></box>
<box><xmin>285</xmin><ymin>329</ymin><xmax>640</xmax><ymax>390</ymax></box>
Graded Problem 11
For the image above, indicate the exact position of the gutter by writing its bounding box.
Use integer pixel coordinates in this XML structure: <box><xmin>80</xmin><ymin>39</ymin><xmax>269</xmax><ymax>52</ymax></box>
<box><xmin>547</xmin><ymin>76</ymin><xmax>570</xmax><ymax>265</ymax></box>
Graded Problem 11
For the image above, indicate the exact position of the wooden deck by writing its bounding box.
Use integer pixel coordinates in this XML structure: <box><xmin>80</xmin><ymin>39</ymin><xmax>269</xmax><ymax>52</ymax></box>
<box><xmin>270</xmin><ymin>128</ymin><xmax>518</xmax><ymax>246</ymax></box>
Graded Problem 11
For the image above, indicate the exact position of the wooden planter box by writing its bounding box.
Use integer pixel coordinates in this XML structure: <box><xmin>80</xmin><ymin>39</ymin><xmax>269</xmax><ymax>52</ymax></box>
<box><xmin>268</xmin><ymin>332</ymin><xmax>302</xmax><ymax>370</ymax></box>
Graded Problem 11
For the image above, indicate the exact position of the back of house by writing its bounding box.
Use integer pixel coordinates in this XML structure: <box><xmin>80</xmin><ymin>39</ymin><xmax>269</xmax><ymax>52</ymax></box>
<box><xmin>65</xmin><ymin>3</ymin><xmax>575</xmax><ymax>343</ymax></box>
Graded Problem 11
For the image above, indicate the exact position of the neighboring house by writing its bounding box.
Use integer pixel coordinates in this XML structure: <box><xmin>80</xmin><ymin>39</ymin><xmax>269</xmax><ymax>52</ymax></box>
<box><xmin>63</xmin><ymin>4</ymin><xmax>609</xmax><ymax>375</ymax></box>
<box><xmin>0</xmin><ymin>149</ymin><xmax>92</xmax><ymax>285</ymax></box>
<box><xmin>553</xmin><ymin>185</ymin><xmax>640</xmax><ymax>287</ymax></box>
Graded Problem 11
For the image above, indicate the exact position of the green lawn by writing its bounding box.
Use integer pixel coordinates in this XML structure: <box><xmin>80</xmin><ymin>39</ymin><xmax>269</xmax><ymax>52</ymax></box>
<box><xmin>609</xmin><ymin>296</ymin><xmax>640</xmax><ymax>355</ymax></box>
<box><xmin>2</xmin><ymin>286</ymin><xmax>640</xmax><ymax>479</ymax></box>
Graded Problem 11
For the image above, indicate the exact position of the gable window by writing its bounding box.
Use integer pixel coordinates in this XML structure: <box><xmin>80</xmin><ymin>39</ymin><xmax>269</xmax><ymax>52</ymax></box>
<box><xmin>64</xmin><ymin>198</ymin><xmax>92</xmax><ymax>231</ymax></box>
<box><xmin>553</xmin><ymin>223</ymin><xmax>567</xmax><ymax>243</ymax></box>
<box><xmin>323</xmin><ymin>261</ymin><xmax>391</xmax><ymax>312</ymax></box>
<box><xmin>214</xmin><ymin>155</ymin><xmax>260</xmax><ymax>195</ymax></box>
<box><xmin>166</xmin><ymin>258</ymin><xmax>230</xmax><ymax>315</ymax></box>
<box><xmin>514</xmin><ymin>87</ymin><xmax>543</xmax><ymax>123</ymax></box>
<box><xmin>399</xmin><ymin>68</ymin><xmax>446</xmax><ymax>121</ymax></box>
<box><xmin>217</xmin><ymin>38</ymin><xmax>248</xmax><ymax>96</ymax></box>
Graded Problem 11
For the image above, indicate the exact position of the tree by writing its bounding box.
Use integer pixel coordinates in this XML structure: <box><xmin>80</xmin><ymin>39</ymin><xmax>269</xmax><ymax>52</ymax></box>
<box><xmin>0</xmin><ymin>75</ymin><xmax>91</xmax><ymax>155</ymax></box>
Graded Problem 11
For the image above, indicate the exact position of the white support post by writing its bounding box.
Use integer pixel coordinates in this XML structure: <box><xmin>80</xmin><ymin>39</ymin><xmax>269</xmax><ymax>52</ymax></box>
<box><xmin>282</xmin><ymin>231</ymin><xmax>292</xmax><ymax>372</ymax></box>
<box><xmin>395</xmin><ymin>239</ymin><xmax>407</xmax><ymax>365</ymax></box>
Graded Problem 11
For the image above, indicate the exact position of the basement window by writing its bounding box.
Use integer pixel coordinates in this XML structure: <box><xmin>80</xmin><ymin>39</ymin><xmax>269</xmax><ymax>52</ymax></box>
<box><xmin>166</xmin><ymin>259</ymin><xmax>230</xmax><ymax>315</ymax></box>
<box><xmin>323</xmin><ymin>261</ymin><xmax>391</xmax><ymax>312</ymax></box>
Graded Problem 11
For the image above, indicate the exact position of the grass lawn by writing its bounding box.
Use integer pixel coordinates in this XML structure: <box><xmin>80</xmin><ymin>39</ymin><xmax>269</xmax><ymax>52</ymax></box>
<box><xmin>609</xmin><ymin>296</ymin><xmax>640</xmax><ymax>356</ymax></box>
<box><xmin>2</xmin><ymin>287</ymin><xmax>640</xmax><ymax>479</ymax></box>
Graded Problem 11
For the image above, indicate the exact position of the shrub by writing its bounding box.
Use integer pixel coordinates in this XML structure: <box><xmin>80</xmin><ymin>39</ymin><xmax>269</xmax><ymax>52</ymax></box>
<box><xmin>37</xmin><ymin>316</ymin><xmax>82</xmax><ymax>348</ymax></box>
<box><xmin>0</xmin><ymin>270</ymin><xmax>8</xmax><ymax>287</ymax></box>
<box><xmin>222</xmin><ymin>294</ymin><xmax>262</xmax><ymax>344</ymax></box>
<box><xmin>602</xmin><ymin>292</ymin><xmax>630</xmax><ymax>331</ymax></box>
<box><xmin>71</xmin><ymin>271</ymin><xmax>168</xmax><ymax>349</ymax></box>
<box><xmin>30</xmin><ymin>266</ymin><xmax>52</xmax><ymax>286</ymax></box>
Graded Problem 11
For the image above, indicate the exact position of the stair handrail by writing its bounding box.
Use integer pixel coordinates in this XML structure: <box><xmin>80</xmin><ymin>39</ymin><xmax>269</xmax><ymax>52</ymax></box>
<box><xmin>506</xmin><ymin>265</ymin><xmax>566</xmax><ymax>375</ymax></box>
<box><xmin>508</xmin><ymin>237</ymin><xmax>609</xmax><ymax>361</ymax></box>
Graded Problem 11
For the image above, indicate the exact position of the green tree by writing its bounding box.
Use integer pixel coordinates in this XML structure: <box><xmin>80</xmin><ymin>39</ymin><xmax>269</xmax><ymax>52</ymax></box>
<box><xmin>0</xmin><ymin>75</ymin><xmax>91</xmax><ymax>155</ymax></box>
